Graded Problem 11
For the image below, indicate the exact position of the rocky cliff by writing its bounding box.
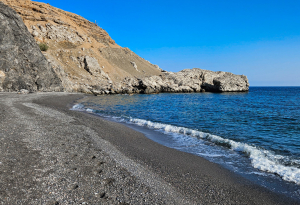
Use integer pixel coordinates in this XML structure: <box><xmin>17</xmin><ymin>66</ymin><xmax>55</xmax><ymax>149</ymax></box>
<box><xmin>1</xmin><ymin>0</ymin><xmax>249</xmax><ymax>94</ymax></box>
<box><xmin>0</xmin><ymin>1</ymin><xmax>62</xmax><ymax>92</ymax></box>
<box><xmin>1</xmin><ymin>0</ymin><xmax>163</xmax><ymax>94</ymax></box>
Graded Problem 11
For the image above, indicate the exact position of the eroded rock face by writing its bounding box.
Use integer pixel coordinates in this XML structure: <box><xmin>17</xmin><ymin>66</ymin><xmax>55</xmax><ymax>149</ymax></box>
<box><xmin>0</xmin><ymin>2</ymin><xmax>63</xmax><ymax>92</ymax></box>
<box><xmin>31</xmin><ymin>23</ymin><xmax>91</xmax><ymax>44</ymax></box>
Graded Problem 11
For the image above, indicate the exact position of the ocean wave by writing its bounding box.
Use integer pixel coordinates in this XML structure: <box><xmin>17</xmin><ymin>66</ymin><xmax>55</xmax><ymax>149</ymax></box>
<box><xmin>71</xmin><ymin>103</ymin><xmax>300</xmax><ymax>185</ymax></box>
<box><xmin>71</xmin><ymin>103</ymin><xmax>85</xmax><ymax>110</ymax></box>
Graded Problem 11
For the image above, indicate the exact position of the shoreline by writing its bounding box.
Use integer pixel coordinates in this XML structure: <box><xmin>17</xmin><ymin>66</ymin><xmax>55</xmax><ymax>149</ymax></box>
<box><xmin>0</xmin><ymin>92</ymin><xmax>298</xmax><ymax>204</ymax></box>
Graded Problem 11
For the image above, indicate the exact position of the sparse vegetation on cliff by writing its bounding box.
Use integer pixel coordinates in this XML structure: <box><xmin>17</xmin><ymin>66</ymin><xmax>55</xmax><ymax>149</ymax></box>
<box><xmin>39</xmin><ymin>43</ymin><xmax>49</xmax><ymax>51</ymax></box>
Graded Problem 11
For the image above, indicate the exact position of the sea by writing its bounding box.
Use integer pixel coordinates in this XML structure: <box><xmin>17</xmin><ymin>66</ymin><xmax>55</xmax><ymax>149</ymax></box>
<box><xmin>72</xmin><ymin>87</ymin><xmax>300</xmax><ymax>200</ymax></box>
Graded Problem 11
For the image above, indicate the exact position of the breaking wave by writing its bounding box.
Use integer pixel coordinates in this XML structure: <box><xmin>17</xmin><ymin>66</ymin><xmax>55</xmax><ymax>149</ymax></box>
<box><xmin>72</xmin><ymin>103</ymin><xmax>300</xmax><ymax>185</ymax></box>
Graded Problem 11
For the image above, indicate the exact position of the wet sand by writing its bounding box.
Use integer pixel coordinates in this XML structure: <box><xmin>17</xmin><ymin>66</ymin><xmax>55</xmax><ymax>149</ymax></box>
<box><xmin>0</xmin><ymin>92</ymin><xmax>298</xmax><ymax>204</ymax></box>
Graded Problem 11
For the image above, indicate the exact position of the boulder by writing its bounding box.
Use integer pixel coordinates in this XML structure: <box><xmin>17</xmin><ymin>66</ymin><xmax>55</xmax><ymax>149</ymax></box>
<box><xmin>83</xmin><ymin>56</ymin><xmax>110</xmax><ymax>80</ymax></box>
<box><xmin>19</xmin><ymin>89</ymin><xmax>29</xmax><ymax>94</ymax></box>
<box><xmin>0</xmin><ymin>2</ymin><xmax>63</xmax><ymax>92</ymax></box>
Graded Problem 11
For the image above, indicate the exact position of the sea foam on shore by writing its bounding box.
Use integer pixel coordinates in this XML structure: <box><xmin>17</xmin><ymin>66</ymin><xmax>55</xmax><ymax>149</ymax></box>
<box><xmin>72</xmin><ymin>103</ymin><xmax>300</xmax><ymax>185</ymax></box>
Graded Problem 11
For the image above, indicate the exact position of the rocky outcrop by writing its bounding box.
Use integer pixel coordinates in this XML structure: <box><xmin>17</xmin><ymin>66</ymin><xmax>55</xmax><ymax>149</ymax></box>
<box><xmin>31</xmin><ymin>23</ymin><xmax>91</xmax><ymax>44</ymax></box>
<box><xmin>116</xmin><ymin>69</ymin><xmax>249</xmax><ymax>94</ymax></box>
<box><xmin>213</xmin><ymin>72</ymin><xmax>249</xmax><ymax>92</ymax></box>
<box><xmin>130</xmin><ymin>61</ymin><xmax>139</xmax><ymax>72</ymax></box>
<box><xmin>0</xmin><ymin>1</ymin><xmax>62</xmax><ymax>92</ymax></box>
<box><xmin>82</xmin><ymin>56</ymin><xmax>110</xmax><ymax>80</ymax></box>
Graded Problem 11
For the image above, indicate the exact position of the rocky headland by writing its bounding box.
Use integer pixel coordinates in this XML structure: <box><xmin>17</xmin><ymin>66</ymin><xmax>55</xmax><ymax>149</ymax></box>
<box><xmin>0</xmin><ymin>0</ymin><xmax>249</xmax><ymax>94</ymax></box>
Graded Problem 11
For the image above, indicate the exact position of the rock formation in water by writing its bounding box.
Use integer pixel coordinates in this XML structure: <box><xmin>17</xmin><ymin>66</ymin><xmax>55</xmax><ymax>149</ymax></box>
<box><xmin>0</xmin><ymin>1</ymin><xmax>62</xmax><ymax>92</ymax></box>
<box><xmin>119</xmin><ymin>69</ymin><xmax>249</xmax><ymax>94</ymax></box>
<box><xmin>0</xmin><ymin>0</ymin><xmax>249</xmax><ymax>94</ymax></box>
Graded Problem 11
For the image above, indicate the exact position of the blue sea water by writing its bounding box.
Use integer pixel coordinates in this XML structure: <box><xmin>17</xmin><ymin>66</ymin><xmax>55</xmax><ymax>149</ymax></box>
<box><xmin>72</xmin><ymin>87</ymin><xmax>300</xmax><ymax>199</ymax></box>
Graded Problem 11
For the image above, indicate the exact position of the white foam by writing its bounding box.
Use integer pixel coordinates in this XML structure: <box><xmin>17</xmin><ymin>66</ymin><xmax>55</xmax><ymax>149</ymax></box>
<box><xmin>128</xmin><ymin>118</ymin><xmax>300</xmax><ymax>185</ymax></box>
<box><xmin>86</xmin><ymin>108</ymin><xmax>94</xmax><ymax>113</ymax></box>
<box><xmin>71</xmin><ymin>103</ymin><xmax>85</xmax><ymax>111</ymax></box>
<box><xmin>198</xmin><ymin>153</ymin><xmax>224</xmax><ymax>157</ymax></box>
<box><xmin>71</xmin><ymin>104</ymin><xmax>300</xmax><ymax>185</ymax></box>
<box><xmin>247</xmin><ymin>171</ymin><xmax>270</xmax><ymax>176</ymax></box>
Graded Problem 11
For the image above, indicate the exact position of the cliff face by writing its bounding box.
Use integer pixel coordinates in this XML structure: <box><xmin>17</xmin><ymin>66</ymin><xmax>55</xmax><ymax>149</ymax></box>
<box><xmin>1</xmin><ymin>0</ymin><xmax>249</xmax><ymax>94</ymax></box>
<box><xmin>1</xmin><ymin>0</ymin><xmax>162</xmax><ymax>93</ymax></box>
<box><xmin>0</xmin><ymin>1</ymin><xmax>62</xmax><ymax>92</ymax></box>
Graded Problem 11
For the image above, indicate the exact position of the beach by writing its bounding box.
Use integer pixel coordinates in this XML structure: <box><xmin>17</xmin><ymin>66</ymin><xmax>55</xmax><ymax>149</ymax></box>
<box><xmin>0</xmin><ymin>92</ymin><xmax>298</xmax><ymax>204</ymax></box>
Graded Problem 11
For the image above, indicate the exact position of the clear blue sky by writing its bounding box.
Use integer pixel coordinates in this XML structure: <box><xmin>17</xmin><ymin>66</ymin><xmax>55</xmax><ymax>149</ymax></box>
<box><xmin>42</xmin><ymin>0</ymin><xmax>300</xmax><ymax>86</ymax></box>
